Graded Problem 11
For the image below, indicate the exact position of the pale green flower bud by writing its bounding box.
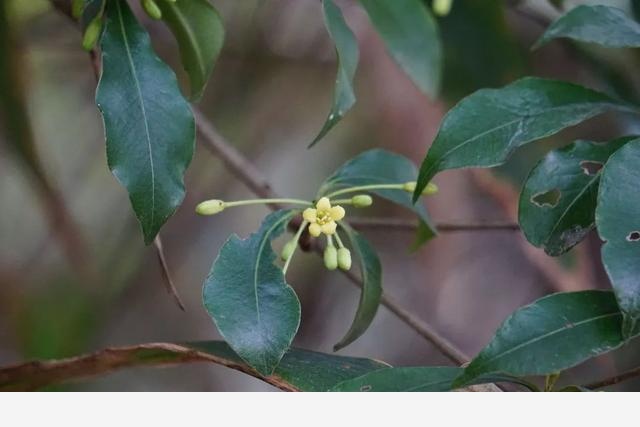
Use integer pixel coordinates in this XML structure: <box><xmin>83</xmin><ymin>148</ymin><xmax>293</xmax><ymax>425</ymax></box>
<box><xmin>433</xmin><ymin>0</ymin><xmax>453</xmax><ymax>16</ymax></box>
<box><xmin>196</xmin><ymin>199</ymin><xmax>225</xmax><ymax>215</ymax></box>
<box><xmin>324</xmin><ymin>246</ymin><xmax>338</xmax><ymax>271</ymax></box>
<box><xmin>337</xmin><ymin>247</ymin><xmax>352</xmax><ymax>271</ymax></box>
<box><xmin>403</xmin><ymin>181</ymin><xmax>439</xmax><ymax>196</ymax></box>
<box><xmin>82</xmin><ymin>17</ymin><xmax>103</xmax><ymax>52</ymax></box>
<box><xmin>281</xmin><ymin>240</ymin><xmax>297</xmax><ymax>261</ymax></box>
<box><xmin>142</xmin><ymin>0</ymin><xmax>162</xmax><ymax>20</ymax></box>
<box><xmin>351</xmin><ymin>194</ymin><xmax>373</xmax><ymax>208</ymax></box>
<box><xmin>72</xmin><ymin>0</ymin><xmax>84</xmax><ymax>19</ymax></box>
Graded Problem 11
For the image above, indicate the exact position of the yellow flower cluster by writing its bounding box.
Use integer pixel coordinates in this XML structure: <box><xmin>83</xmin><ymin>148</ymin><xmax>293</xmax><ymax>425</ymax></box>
<box><xmin>303</xmin><ymin>197</ymin><xmax>345</xmax><ymax>237</ymax></box>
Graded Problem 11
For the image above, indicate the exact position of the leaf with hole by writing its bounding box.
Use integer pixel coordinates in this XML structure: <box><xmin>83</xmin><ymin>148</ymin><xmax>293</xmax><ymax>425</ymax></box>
<box><xmin>333</xmin><ymin>224</ymin><xmax>382</xmax><ymax>351</ymax></box>
<box><xmin>453</xmin><ymin>290</ymin><xmax>636</xmax><ymax>388</ymax></box>
<box><xmin>310</xmin><ymin>0</ymin><xmax>359</xmax><ymax>147</ymax></box>
<box><xmin>203</xmin><ymin>210</ymin><xmax>301</xmax><ymax>376</ymax></box>
<box><xmin>414</xmin><ymin>77</ymin><xmax>635</xmax><ymax>199</ymax></box>
<box><xmin>597</xmin><ymin>140</ymin><xmax>640</xmax><ymax>337</ymax></box>
<box><xmin>158</xmin><ymin>0</ymin><xmax>225</xmax><ymax>101</ymax></box>
<box><xmin>519</xmin><ymin>137</ymin><xmax>637</xmax><ymax>256</ymax></box>
<box><xmin>0</xmin><ymin>341</ymin><xmax>387</xmax><ymax>391</ymax></box>
<box><xmin>359</xmin><ymin>0</ymin><xmax>441</xmax><ymax>97</ymax></box>
<box><xmin>97</xmin><ymin>0</ymin><xmax>195</xmax><ymax>244</ymax></box>
<box><xmin>321</xmin><ymin>149</ymin><xmax>437</xmax><ymax>247</ymax></box>
<box><xmin>534</xmin><ymin>5</ymin><xmax>640</xmax><ymax>49</ymax></box>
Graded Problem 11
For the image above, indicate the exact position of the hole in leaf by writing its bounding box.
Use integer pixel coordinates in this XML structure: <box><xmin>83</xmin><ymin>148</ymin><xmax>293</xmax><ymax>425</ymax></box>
<box><xmin>531</xmin><ymin>189</ymin><xmax>561</xmax><ymax>208</ymax></box>
<box><xmin>360</xmin><ymin>385</ymin><xmax>372</xmax><ymax>392</ymax></box>
<box><xmin>627</xmin><ymin>231</ymin><xmax>640</xmax><ymax>242</ymax></box>
<box><xmin>580</xmin><ymin>160</ymin><xmax>604</xmax><ymax>176</ymax></box>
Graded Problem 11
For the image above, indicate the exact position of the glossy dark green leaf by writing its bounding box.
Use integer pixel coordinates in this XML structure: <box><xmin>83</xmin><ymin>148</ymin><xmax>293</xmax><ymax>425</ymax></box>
<box><xmin>331</xmin><ymin>366</ymin><xmax>460</xmax><ymax>392</ymax></box>
<box><xmin>310</xmin><ymin>0</ymin><xmax>359</xmax><ymax>147</ymax></box>
<box><xmin>333</xmin><ymin>224</ymin><xmax>382</xmax><ymax>351</ymax></box>
<box><xmin>414</xmin><ymin>77</ymin><xmax>635</xmax><ymax>199</ymax></box>
<box><xmin>596</xmin><ymin>140</ymin><xmax>640</xmax><ymax>337</ymax></box>
<box><xmin>97</xmin><ymin>0</ymin><xmax>195</xmax><ymax>244</ymax></box>
<box><xmin>321</xmin><ymin>149</ymin><xmax>437</xmax><ymax>246</ymax></box>
<box><xmin>359</xmin><ymin>0</ymin><xmax>441</xmax><ymax>97</ymax></box>
<box><xmin>534</xmin><ymin>5</ymin><xmax>640</xmax><ymax>50</ymax></box>
<box><xmin>519</xmin><ymin>137</ymin><xmax>637</xmax><ymax>256</ymax></box>
<box><xmin>0</xmin><ymin>341</ymin><xmax>387</xmax><ymax>391</ymax></box>
<box><xmin>454</xmin><ymin>290</ymin><xmax>633</xmax><ymax>388</ymax></box>
<box><xmin>330</xmin><ymin>366</ymin><xmax>538</xmax><ymax>392</ymax></box>
<box><xmin>158</xmin><ymin>0</ymin><xmax>225</xmax><ymax>100</ymax></box>
<box><xmin>203</xmin><ymin>210</ymin><xmax>301</xmax><ymax>376</ymax></box>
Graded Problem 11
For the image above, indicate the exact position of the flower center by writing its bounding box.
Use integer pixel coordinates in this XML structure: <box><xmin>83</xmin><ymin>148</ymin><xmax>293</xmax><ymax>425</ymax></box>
<box><xmin>316</xmin><ymin>210</ymin><xmax>332</xmax><ymax>225</ymax></box>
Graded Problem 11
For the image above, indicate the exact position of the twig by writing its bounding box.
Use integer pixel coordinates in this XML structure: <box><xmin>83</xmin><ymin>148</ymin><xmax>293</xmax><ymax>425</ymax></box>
<box><xmin>349</xmin><ymin>217</ymin><xmax>520</xmax><ymax>232</ymax></box>
<box><xmin>153</xmin><ymin>236</ymin><xmax>186</xmax><ymax>311</ymax></box>
<box><xmin>584</xmin><ymin>366</ymin><xmax>640</xmax><ymax>390</ymax></box>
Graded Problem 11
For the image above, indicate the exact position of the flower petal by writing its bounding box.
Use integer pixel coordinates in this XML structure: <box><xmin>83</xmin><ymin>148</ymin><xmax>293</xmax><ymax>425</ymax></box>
<box><xmin>321</xmin><ymin>221</ymin><xmax>337</xmax><ymax>235</ymax></box>
<box><xmin>329</xmin><ymin>205</ymin><xmax>345</xmax><ymax>221</ymax></box>
<box><xmin>303</xmin><ymin>208</ymin><xmax>317</xmax><ymax>223</ymax></box>
<box><xmin>308</xmin><ymin>223</ymin><xmax>322</xmax><ymax>237</ymax></box>
<box><xmin>316</xmin><ymin>197</ymin><xmax>331</xmax><ymax>211</ymax></box>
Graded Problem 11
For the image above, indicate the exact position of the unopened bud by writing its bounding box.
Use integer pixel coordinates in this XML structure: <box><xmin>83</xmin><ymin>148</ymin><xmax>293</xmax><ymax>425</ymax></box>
<box><xmin>337</xmin><ymin>247</ymin><xmax>352</xmax><ymax>271</ymax></box>
<box><xmin>72</xmin><ymin>0</ymin><xmax>84</xmax><ymax>20</ymax></box>
<box><xmin>351</xmin><ymin>194</ymin><xmax>373</xmax><ymax>208</ymax></box>
<box><xmin>324</xmin><ymin>246</ymin><xmax>338</xmax><ymax>271</ymax></box>
<box><xmin>142</xmin><ymin>0</ymin><xmax>162</xmax><ymax>20</ymax></box>
<box><xmin>196</xmin><ymin>199</ymin><xmax>225</xmax><ymax>215</ymax></box>
<box><xmin>403</xmin><ymin>181</ymin><xmax>439</xmax><ymax>196</ymax></box>
<box><xmin>281</xmin><ymin>240</ymin><xmax>297</xmax><ymax>261</ymax></box>
<box><xmin>82</xmin><ymin>17</ymin><xmax>103</xmax><ymax>51</ymax></box>
<box><xmin>433</xmin><ymin>0</ymin><xmax>453</xmax><ymax>16</ymax></box>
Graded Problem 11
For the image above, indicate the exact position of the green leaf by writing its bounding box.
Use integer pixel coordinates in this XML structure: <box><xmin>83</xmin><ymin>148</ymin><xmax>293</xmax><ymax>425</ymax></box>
<box><xmin>97</xmin><ymin>0</ymin><xmax>195</xmax><ymax>244</ymax></box>
<box><xmin>330</xmin><ymin>366</ymin><xmax>538</xmax><ymax>392</ymax></box>
<box><xmin>453</xmin><ymin>291</ymin><xmax>634</xmax><ymax>388</ymax></box>
<box><xmin>534</xmin><ymin>5</ymin><xmax>640</xmax><ymax>50</ymax></box>
<box><xmin>203</xmin><ymin>210</ymin><xmax>301</xmax><ymax>376</ymax></box>
<box><xmin>0</xmin><ymin>341</ymin><xmax>387</xmax><ymax>391</ymax></box>
<box><xmin>596</xmin><ymin>140</ymin><xmax>640</xmax><ymax>336</ymax></box>
<box><xmin>414</xmin><ymin>77</ymin><xmax>635</xmax><ymax>199</ymax></box>
<box><xmin>333</xmin><ymin>224</ymin><xmax>382</xmax><ymax>351</ymax></box>
<box><xmin>331</xmin><ymin>366</ymin><xmax>460</xmax><ymax>392</ymax></box>
<box><xmin>359</xmin><ymin>0</ymin><xmax>441</xmax><ymax>97</ymax></box>
<box><xmin>310</xmin><ymin>0</ymin><xmax>359</xmax><ymax>147</ymax></box>
<box><xmin>158</xmin><ymin>0</ymin><xmax>225</xmax><ymax>101</ymax></box>
<box><xmin>519</xmin><ymin>137</ymin><xmax>637</xmax><ymax>256</ymax></box>
<box><xmin>321</xmin><ymin>149</ymin><xmax>437</xmax><ymax>246</ymax></box>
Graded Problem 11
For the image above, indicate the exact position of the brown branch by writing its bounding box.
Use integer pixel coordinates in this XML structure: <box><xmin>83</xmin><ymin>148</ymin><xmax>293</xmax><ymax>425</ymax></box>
<box><xmin>584</xmin><ymin>366</ymin><xmax>640</xmax><ymax>390</ymax></box>
<box><xmin>0</xmin><ymin>343</ymin><xmax>298</xmax><ymax>392</ymax></box>
<box><xmin>349</xmin><ymin>217</ymin><xmax>520</xmax><ymax>232</ymax></box>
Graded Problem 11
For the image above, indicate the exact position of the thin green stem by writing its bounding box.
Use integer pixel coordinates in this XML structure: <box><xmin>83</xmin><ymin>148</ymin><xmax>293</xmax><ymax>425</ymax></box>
<box><xmin>334</xmin><ymin>231</ymin><xmax>345</xmax><ymax>249</ymax></box>
<box><xmin>282</xmin><ymin>220</ymin><xmax>308</xmax><ymax>275</ymax></box>
<box><xmin>225</xmin><ymin>198</ymin><xmax>312</xmax><ymax>208</ymax></box>
<box><xmin>329</xmin><ymin>198</ymin><xmax>355</xmax><ymax>205</ymax></box>
<box><xmin>324</xmin><ymin>184</ymin><xmax>406</xmax><ymax>199</ymax></box>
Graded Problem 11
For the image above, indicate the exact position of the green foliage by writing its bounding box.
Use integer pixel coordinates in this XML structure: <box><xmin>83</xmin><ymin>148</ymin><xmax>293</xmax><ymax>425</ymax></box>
<box><xmin>535</xmin><ymin>5</ymin><xmax>640</xmax><ymax>49</ymax></box>
<box><xmin>333</xmin><ymin>224</ymin><xmax>382</xmax><ymax>351</ymax></box>
<box><xmin>97</xmin><ymin>0</ymin><xmax>195</xmax><ymax>244</ymax></box>
<box><xmin>454</xmin><ymin>291</ymin><xmax>635</xmax><ymax>388</ymax></box>
<box><xmin>519</xmin><ymin>137</ymin><xmax>637</xmax><ymax>256</ymax></box>
<box><xmin>157</xmin><ymin>0</ymin><xmax>225</xmax><ymax>100</ymax></box>
<box><xmin>203</xmin><ymin>210</ymin><xmax>301</xmax><ymax>376</ymax></box>
<box><xmin>596</xmin><ymin>140</ymin><xmax>640</xmax><ymax>337</ymax></box>
<box><xmin>359</xmin><ymin>0</ymin><xmax>441</xmax><ymax>97</ymax></box>
<box><xmin>414</xmin><ymin>77</ymin><xmax>635</xmax><ymax>198</ymax></box>
<box><xmin>311</xmin><ymin>0</ymin><xmax>359</xmax><ymax>146</ymax></box>
<box><xmin>332</xmin><ymin>366</ymin><xmax>461</xmax><ymax>392</ymax></box>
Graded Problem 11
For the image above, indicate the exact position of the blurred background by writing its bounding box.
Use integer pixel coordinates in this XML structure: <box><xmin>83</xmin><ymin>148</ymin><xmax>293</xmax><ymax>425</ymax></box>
<box><xmin>2</xmin><ymin>0</ymin><xmax>640</xmax><ymax>391</ymax></box>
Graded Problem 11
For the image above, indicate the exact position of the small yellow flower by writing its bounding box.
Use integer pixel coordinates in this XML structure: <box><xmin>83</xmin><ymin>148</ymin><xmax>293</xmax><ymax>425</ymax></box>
<box><xmin>303</xmin><ymin>197</ymin><xmax>345</xmax><ymax>237</ymax></box>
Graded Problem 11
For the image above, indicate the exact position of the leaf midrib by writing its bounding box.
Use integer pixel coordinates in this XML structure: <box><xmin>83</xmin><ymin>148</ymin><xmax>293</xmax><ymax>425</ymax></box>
<box><xmin>116</xmin><ymin>0</ymin><xmax>156</xmax><ymax>231</ymax></box>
